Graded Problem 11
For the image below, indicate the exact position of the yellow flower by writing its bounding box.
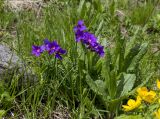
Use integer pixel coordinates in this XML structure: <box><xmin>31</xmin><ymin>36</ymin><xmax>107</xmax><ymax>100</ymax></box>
<box><xmin>122</xmin><ymin>96</ymin><xmax>141</xmax><ymax>111</ymax></box>
<box><xmin>155</xmin><ymin>108</ymin><xmax>160</xmax><ymax>119</ymax></box>
<box><xmin>137</xmin><ymin>87</ymin><xmax>156</xmax><ymax>103</ymax></box>
<box><xmin>157</xmin><ymin>79</ymin><xmax>160</xmax><ymax>90</ymax></box>
<box><xmin>143</xmin><ymin>91</ymin><xmax>156</xmax><ymax>103</ymax></box>
<box><xmin>137</xmin><ymin>87</ymin><xmax>148</xmax><ymax>97</ymax></box>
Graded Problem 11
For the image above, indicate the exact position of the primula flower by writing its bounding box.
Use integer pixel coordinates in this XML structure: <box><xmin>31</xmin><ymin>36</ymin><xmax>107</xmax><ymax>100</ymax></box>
<box><xmin>32</xmin><ymin>45</ymin><xmax>45</xmax><ymax>57</ymax></box>
<box><xmin>74</xmin><ymin>20</ymin><xmax>87</xmax><ymax>32</ymax></box>
<box><xmin>155</xmin><ymin>108</ymin><xmax>160</xmax><ymax>119</ymax></box>
<box><xmin>157</xmin><ymin>79</ymin><xmax>160</xmax><ymax>89</ymax></box>
<box><xmin>44</xmin><ymin>39</ymin><xmax>66</xmax><ymax>60</ymax></box>
<box><xmin>83</xmin><ymin>32</ymin><xmax>97</xmax><ymax>46</ymax></box>
<box><xmin>74</xmin><ymin>20</ymin><xmax>105</xmax><ymax>57</ymax></box>
<box><xmin>55</xmin><ymin>48</ymin><xmax>66</xmax><ymax>60</ymax></box>
<box><xmin>75</xmin><ymin>30</ymin><xmax>85</xmax><ymax>42</ymax></box>
<box><xmin>44</xmin><ymin>39</ymin><xmax>60</xmax><ymax>55</ymax></box>
<box><xmin>93</xmin><ymin>43</ymin><xmax>105</xmax><ymax>57</ymax></box>
<box><xmin>74</xmin><ymin>20</ymin><xmax>87</xmax><ymax>42</ymax></box>
<box><xmin>43</xmin><ymin>39</ymin><xmax>51</xmax><ymax>50</ymax></box>
<box><xmin>32</xmin><ymin>39</ymin><xmax>66</xmax><ymax>60</ymax></box>
<box><xmin>137</xmin><ymin>87</ymin><xmax>156</xmax><ymax>103</ymax></box>
<box><xmin>122</xmin><ymin>96</ymin><xmax>141</xmax><ymax>111</ymax></box>
<box><xmin>83</xmin><ymin>32</ymin><xmax>104</xmax><ymax>57</ymax></box>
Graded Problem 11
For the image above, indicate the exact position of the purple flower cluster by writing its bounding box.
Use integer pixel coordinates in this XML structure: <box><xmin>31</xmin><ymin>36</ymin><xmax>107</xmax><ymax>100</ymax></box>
<box><xmin>32</xmin><ymin>20</ymin><xmax>104</xmax><ymax>60</ymax></box>
<box><xmin>74</xmin><ymin>20</ymin><xmax>104</xmax><ymax>57</ymax></box>
<box><xmin>32</xmin><ymin>39</ymin><xmax>66</xmax><ymax>60</ymax></box>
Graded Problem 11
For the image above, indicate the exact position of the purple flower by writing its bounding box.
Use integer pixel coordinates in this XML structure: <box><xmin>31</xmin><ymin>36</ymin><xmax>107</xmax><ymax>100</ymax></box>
<box><xmin>94</xmin><ymin>44</ymin><xmax>105</xmax><ymax>57</ymax></box>
<box><xmin>74</xmin><ymin>20</ymin><xmax>105</xmax><ymax>57</ymax></box>
<box><xmin>74</xmin><ymin>20</ymin><xmax>87</xmax><ymax>42</ymax></box>
<box><xmin>32</xmin><ymin>39</ymin><xmax>66</xmax><ymax>60</ymax></box>
<box><xmin>75</xmin><ymin>30</ymin><xmax>84</xmax><ymax>42</ymax></box>
<box><xmin>43</xmin><ymin>39</ymin><xmax>66</xmax><ymax>59</ymax></box>
<box><xmin>74</xmin><ymin>20</ymin><xmax>87</xmax><ymax>32</ymax></box>
<box><xmin>82</xmin><ymin>32</ymin><xmax>104</xmax><ymax>57</ymax></box>
<box><xmin>44</xmin><ymin>39</ymin><xmax>51</xmax><ymax>51</ymax></box>
<box><xmin>44</xmin><ymin>39</ymin><xmax>60</xmax><ymax>55</ymax></box>
<box><xmin>55</xmin><ymin>48</ymin><xmax>66</xmax><ymax>60</ymax></box>
<box><xmin>88</xmin><ymin>42</ymin><xmax>104</xmax><ymax>57</ymax></box>
<box><xmin>83</xmin><ymin>32</ymin><xmax>97</xmax><ymax>46</ymax></box>
<box><xmin>32</xmin><ymin>45</ymin><xmax>45</xmax><ymax>57</ymax></box>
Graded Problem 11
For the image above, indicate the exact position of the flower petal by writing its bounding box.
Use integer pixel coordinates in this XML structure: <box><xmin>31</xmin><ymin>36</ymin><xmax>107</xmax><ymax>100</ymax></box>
<box><xmin>157</xmin><ymin>79</ymin><xmax>160</xmax><ymax>89</ymax></box>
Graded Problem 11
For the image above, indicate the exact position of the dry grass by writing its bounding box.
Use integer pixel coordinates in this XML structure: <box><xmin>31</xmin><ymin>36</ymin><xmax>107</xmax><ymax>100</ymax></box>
<box><xmin>4</xmin><ymin>0</ymin><xmax>44</xmax><ymax>12</ymax></box>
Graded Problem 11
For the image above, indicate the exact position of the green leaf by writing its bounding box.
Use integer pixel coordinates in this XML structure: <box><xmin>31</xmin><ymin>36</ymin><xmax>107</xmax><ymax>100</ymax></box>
<box><xmin>111</xmin><ymin>72</ymin><xmax>153</xmax><ymax>104</ymax></box>
<box><xmin>77</xmin><ymin>0</ymin><xmax>85</xmax><ymax>17</ymax></box>
<box><xmin>127</xmin><ymin>43</ymin><xmax>148</xmax><ymax>72</ymax></box>
<box><xmin>1</xmin><ymin>92</ymin><xmax>11</xmax><ymax>100</ymax></box>
<box><xmin>101</xmin><ymin>48</ymin><xmax>117</xmax><ymax>98</ymax></box>
<box><xmin>0</xmin><ymin>110</ymin><xmax>5</xmax><ymax>118</ymax></box>
<box><xmin>95</xmin><ymin>58</ymin><xmax>102</xmax><ymax>73</ymax></box>
<box><xmin>86</xmin><ymin>74</ymin><xmax>107</xmax><ymax>96</ymax></box>
<box><xmin>95</xmin><ymin>19</ymin><xmax>104</xmax><ymax>36</ymax></box>
<box><xmin>109</xmin><ymin>1</ymin><xmax>115</xmax><ymax>15</ymax></box>
<box><xmin>93</xmin><ymin>0</ymin><xmax>103</xmax><ymax>12</ymax></box>
<box><xmin>117</xmin><ymin>73</ymin><xmax>136</xmax><ymax>97</ymax></box>
<box><xmin>109</xmin><ymin>70</ymin><xmax>117</xmax><ymax>98</ymax></box>
<box><xmin>123</xmin><ymin>44</ymin><xmax>141</xmax><ymax>72</ymax></box>
<box><xmin>101</xmin><ymin>64</ymin><xmax>110</xmax><ymax>95</ymax></box>
<box><xmin>78</xmin><ymin>59</ymin><xmax>85</xmax><ymax>73</ymax></box>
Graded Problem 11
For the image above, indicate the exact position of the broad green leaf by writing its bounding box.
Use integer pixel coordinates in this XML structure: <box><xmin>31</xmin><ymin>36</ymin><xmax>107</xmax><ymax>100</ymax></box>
<box><xmin>123</xmin><ymin>44</ymin><xmax>141</xmax><ymax>72</ymax></box>
<box><xmin>111</xmin><ymin>72</ymin><xmax>153</xmax><ymax>104</ymax></box>
<box><xmin>125</xmin><ymin>27</ymin><xmax>140</xmax><ymax>55</ymax></box>
<box><xmin>86</xmin><ymin>74</ymin><xmax>107</xmax><ymax>96</ymax></box>
<box><xmin>94</xmin><ymin>80</ymin><xmax>107</xmax><ymax>95</ymax></box>
<box><xmin>117</xmin><ymin>73</ymin><xmax>136</xmax><ymax>97</ymax></box>
<box><xmin>127</xmin><ymin>43</ymin><xmax>148</xmax><ymax>72</ymax></box>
